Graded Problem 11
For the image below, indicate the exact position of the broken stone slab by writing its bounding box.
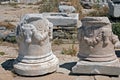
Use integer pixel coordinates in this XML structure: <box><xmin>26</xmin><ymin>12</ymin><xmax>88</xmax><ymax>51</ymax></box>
<box><xmin>16</xmin><ymin>0</ymin><xmax>42</xmax><ymax>4</ymax></box>
<box><xmin>72</xmin><ymin>17</ymin><xmax>120</xmax><ymax>75</ymax></box>
<box><xmin>58</xmin><ymin>1</ymin><xmax>76</xmax><ymax>13</ymax></box>
<box><xmin>72</xmin><ymin>60</ymin><xmax>120</xmax><ymax>75</ymax></box>
<box><xmin>42</xmin><ymin>12</ymin><xmax>79</xmax><ymax>27</ymax></box>
<box><xmin>58</xmin><ymin>5</ymin><xmax>76</xmax><ymax>13</ymax></box>
<box><xmin>13</xmin><ymin>14</ymin><xmax>59</xmax><ymax>76</ymax></box>
<box><xmin>20</xmin><ymin>13</ymin><xmax>79</xmax><ymax>27</ymax></box>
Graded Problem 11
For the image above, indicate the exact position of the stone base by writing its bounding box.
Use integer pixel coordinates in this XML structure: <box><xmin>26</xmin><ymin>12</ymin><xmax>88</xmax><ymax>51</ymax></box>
<box><xmin>14</xmin><ymin>54</ymin><xmax>59</xmax><ymax>76</ymax></box>
<box><xmin>72</xmin><ymin>59</ymin><xmax>120</xmax><ymax>75</ymax></box>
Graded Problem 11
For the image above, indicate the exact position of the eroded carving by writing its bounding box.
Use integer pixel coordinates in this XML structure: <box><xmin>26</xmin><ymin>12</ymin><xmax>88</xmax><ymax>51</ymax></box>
<box><xmin>72</xmin><ymin>17</ymin><xmax>120</xmax><ymax>75</ymax></box>
<box><xmin>14</xmin><ymin>14</ymin><xmax>58</xmax><ymax>76</ymax></box>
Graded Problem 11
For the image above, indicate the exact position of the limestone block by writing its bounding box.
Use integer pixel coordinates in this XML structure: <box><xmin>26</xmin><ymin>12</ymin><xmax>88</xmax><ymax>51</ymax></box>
<box><xmin>58</xmin><ymin>5</ymin><xmax>76</xmax><ymax>13</ymax></box>
<box><xmin>42</xmin><ymin>12</ymin><xmax>79</xmax><ymax>27</ymax></box>
<box><xmin>14</xmin><ymin>14</ymin><xmax>59</xmax><ymax>76</ymax></box>
<box><xmin>17</xmin><ymin>0</ymin><xmax>42</xmax><ymax>4</ymax></box>
<box><xmin>72</xmin><ymin>17</ymin><xmax>120</xmax><ymax>75</ymax></box>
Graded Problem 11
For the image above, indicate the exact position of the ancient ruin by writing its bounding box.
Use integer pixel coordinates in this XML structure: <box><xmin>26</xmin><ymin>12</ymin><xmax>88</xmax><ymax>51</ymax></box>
<box><xmin>42</xmin><ymin>13</ymin><xmax>79</xmax><ymax>27</ymax></box>
<box><xmin>13</xmin><ymin>14</ymin><xmax>59</xmax><ymax>76</ymax></box>
<box><xmin>16</xmin><ymin>0</ymin><xmax>42</xmax><ymax>4</ymax></box>
<box><xmin>42</xmin><ymin>13</ymin><xmax>80</xmax><ymax>39</ymax></box>
<box><xmin>72</xmin><ymin>17</ymin><xmax>120</xmax><ymax>75</ymax></box>
<box><xmin>58</xmin><ymin>1</ymin><xmax>76</xmax><ymax>13</ymax></box>
<box><xmin>108</xmin><ymin>0</ymin><xmax>120</xmax><ymax>17</ymax></box>
<box><xmin>81</xmin><ymin>0</ymin><xmax>110</xmax><ymax>8</ymax></box>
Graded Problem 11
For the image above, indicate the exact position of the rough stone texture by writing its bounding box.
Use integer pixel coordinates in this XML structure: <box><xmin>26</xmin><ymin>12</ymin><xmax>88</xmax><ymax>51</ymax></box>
<box><xmin>20</xmin><ymin>13</ymin><xmax>79</xmax><ymax>27</ymax></box>
<box><xmin>72</xmin><ymin>17</ymin><xmax>120</xmax><ymax>75</ymax></box>
<box><xmin>43</xmin><ymin>13</ymin><xmax>79</xmax><ymax>27</ymax></box>
<box><xmin>58</xmin><ymin>1</ymin><xmax>76</xmax><ymax>13</ymax></box>
<box><xmin>58</xmin><ymin>5</ymin><xmax>76</xmax><ymax>13</ymax></box>
<box><xmin>17</xmin><ymin>0</ymin><xmax>42</xmax><ymax>4</ymax></box>
<box><xmin>13</xmin><ymin>14</ymin><xmax>59</xmax><ymax>76</ymax></box>
<box><xmin>95</xmin><ymin>76</ymin><xmax>111</xmax><ymax>80</ymax></box>
<box><xmin>76</xmin><ymin>76</ymin><xmax>94</xmax><ymax>80</ymax></box>
<box><xmin>108</xmin><ymin>0</ymin><xmax>120</xmax><ymax>17</ymax></box>
<box><xmin>1</xmin><ymin>43</ymin><xmax>120</xmax><ymax>80</ymax></box>
<box><xmin>81</xmin><ymin>0</ymin><xmax>110</xmax><ymax>8</ymax></box>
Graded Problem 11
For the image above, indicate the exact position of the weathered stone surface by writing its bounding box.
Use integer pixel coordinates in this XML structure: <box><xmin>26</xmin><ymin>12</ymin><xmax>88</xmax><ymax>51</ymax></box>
<box><xmin>19</xmin><ymin>13</ymin><xmax>80</xmax><ymax>40</ymax></box>
<box><xmin>17</xmin><ymin>0</ymin><xmax>42</xmax><ymax>4</ymax></box>
<box><xmin>43</xmin><ymin>13</ymin><xmax>79</xmax><ymax>27</ymax></box>
<box><xmin>81</xmin><ymin>0</ymin><xmax>109</xmax><ymax>9</ymax></box>
<box><xmin>76</xmin><ymin>76</ymin><xmax>94</xmax><ymax>80</ymax></box>
<box><xmin>72</xmin><ymin>17</ymin><xmax>120</xmax><ymax>75</ymax></box>
<box><xmin>13</xmin><ymin>14</ymin><xmax>59</xmax><ymax>76</ymax></box>
<box><xmin>58</xmin><ymin>1</ymin><xmax>76</xmax><ymax>13</ymax></box>
<box><xmin>20</xmin><ymin>13</ymin><xmax>79</xmax><ymax>27</ymax></box>
<box><xmin>95</xmin><ymin>76</ymin><xmax>111</xmax><ymax>80</ymax></box>
<box><xmin>108</xmin><ymin>0</ymin><xmax>120</xmax><ymax>17</ymax></box>
<box><xmin>72</xmin><ymin>60</ymin><xmax>120</xmax><ymax>75</ymax></box>
<box><xmin>111</xmin><ymin>76</ymin><xmax>120</xmax><ymax>80</ymax></box>
<box><xmin>58</xmin><ymin>5</ymin><xmax>76</xmax><ymax>13</ymax></box>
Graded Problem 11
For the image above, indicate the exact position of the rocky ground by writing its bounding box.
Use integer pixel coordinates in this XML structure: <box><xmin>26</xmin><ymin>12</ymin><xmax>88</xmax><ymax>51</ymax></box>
<box><xmin>0</xmin><ymin>4</ymin><xmax>120</xmax><ymax>80</ymax></box>
<box><xmin>0</xmin><ymin>42</ymin><xmax>79</xmax><ymax>80</ymax></box>
<box><xmin>0</xmin><ymin>42</ymin><xmax>120</xmax><ymax>80</ymax></box>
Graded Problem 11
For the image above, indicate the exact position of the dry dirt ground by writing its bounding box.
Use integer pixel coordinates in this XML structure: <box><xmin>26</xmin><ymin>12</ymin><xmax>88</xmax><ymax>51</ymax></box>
<box><xmin>0</xmin><ymin>4</ymin><xmax>39</xmax><ymax>27</ymax></box>
<box><xmin>0</xmin><ymin>42</ymin><xmax>78</xmax><ymax>80</ymax></box>
<box><xmin>0</xmin><ymin>4</ymin><xmax>120</xmax><ymax>80</ymax></box>
<box><xmin>0</xmin><ymin>42</ymin><xmax>120</xmax><ymax>80</ymax></box>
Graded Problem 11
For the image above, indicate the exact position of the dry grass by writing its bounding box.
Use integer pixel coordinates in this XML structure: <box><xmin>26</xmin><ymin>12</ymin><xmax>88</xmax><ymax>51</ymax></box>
<box><xmin>61</xmin><ymin>44</ymin><xmax>77</xmax><ymax>56</ymax></box>
<box><xmin>0</xmin><ymin>22</ymin><xmax>15</xmax><ymax>29</ymax></box>
<box><xmin>87</xmin><ymin>5</ymin><xmax>109</xmax><ymax>17</ymax></box>
<box><xmin>68</xmin><ymin>0</ymin><xmax>83</xmax><ymax>19</ymax></box>
<box><xmin>0</xmin><ymin>52</ymin><xmax>5</xmax><ymax>55</ymax></box>
<box><xmin>53</xmin><ymin>38</ymin><xmax>63</xmax><ymax>45</ymax></box>
<box><xmin>39</xmin><ymin>0</ymin><xmax>83</xmax><ymax>19</ymax></box>
<box><xmin>39</xmin><ymin>0</ymin><xmax>59</xmax><ymax>12</ymax></box>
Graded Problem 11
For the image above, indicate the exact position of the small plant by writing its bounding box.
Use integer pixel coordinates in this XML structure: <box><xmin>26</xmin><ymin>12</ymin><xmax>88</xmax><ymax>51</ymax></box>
<box><xmin>9</xmin><ymin>3</ymin><xmax>18</xmax><ymax>8</ymax></box>
<box><xmin>4</xmin><ymin>19</ymin><xmax>16</xmax><ymax>22</ymax></box>
<box><xmin>0</xmin><ymin>38</ymin><xmax>3</xmax><ymax>44</ymax></box>
<box><xmin>112</xmin><ymin>22</ymin><xmax>120</xmax><ymax>40</ymax></box>
<box><xmin>53</xmin><ymin>38</ymin><xmax>63</xmax><ymax>45</ymax></box>
<box><xmin>39</xmin><ymin>0</ymin><xmax>59</xmax><ymax>12</ymax></box>
<box><xmin>38</xmin><ymin>0</ymin><xmax>83</xmax><ymax>18</ymax></box>
<box><xmin>28</xmin><ymin>3</ymin><xmax>34</xmax><ymax>5</ymax></box>
<box><xmin>5</xmin><ymin>36</ymin><xmax>16</xmax><ymax>43</ymax></box>
<box><xmin>87</xmin><ymin>5</ymin><xmax>109</xmax><ymax>17</ymax></box>
<box><xmin>0</xmin><ymin>22</ymin><xmax>15</xmax><ymax>29</ymax></box>
<box><xmin>61</xmin><ymin>44</ymin><xmax>77</xmax><ymax>56</ymax></box>
<box><xmin>0</xmin><ymin>52</ymin><xmax>5</xmax><ymax>55</ymax></box>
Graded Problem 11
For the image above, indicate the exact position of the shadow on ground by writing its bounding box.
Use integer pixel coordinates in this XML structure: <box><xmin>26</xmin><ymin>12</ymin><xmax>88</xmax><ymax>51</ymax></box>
<box><xmin>1</xmin><ymin>59</ymin><xmax>15</xmax><ymax>71</ymax></box>
<box><xmin>60</xmin><ymin>62</ymin><xmax>76</xmax><ymax>71</ymax></box>
<box><xmin>115</xmin><ymin>50</ymin><xmax>120</xmax><ymax>57</ymax></box>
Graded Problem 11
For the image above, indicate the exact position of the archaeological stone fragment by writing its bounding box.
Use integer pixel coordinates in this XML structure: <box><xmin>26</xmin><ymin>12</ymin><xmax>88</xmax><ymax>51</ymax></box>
<box><xmin>108</xmin><ymin>0</ymin><xmax>120</xmax><ymax>17</ymax></box>
<box><xmin>13</xmin><ymin>14</ymin><xmax>59</xmax><ymax>76</ymax></box>
<box><xmin>72</xmin><ymin>17</ymin><xmax>120</xmax><ymax>75</ymax></box>
<box><xmin>58</xmin><ymin>1</ymin><xmax>76</xmax><ymax>13</ymax></box>
<box><xmin>42</xmin><ymin>12</ymin><xmax>79</xmax><ymax>27</ymax></box>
